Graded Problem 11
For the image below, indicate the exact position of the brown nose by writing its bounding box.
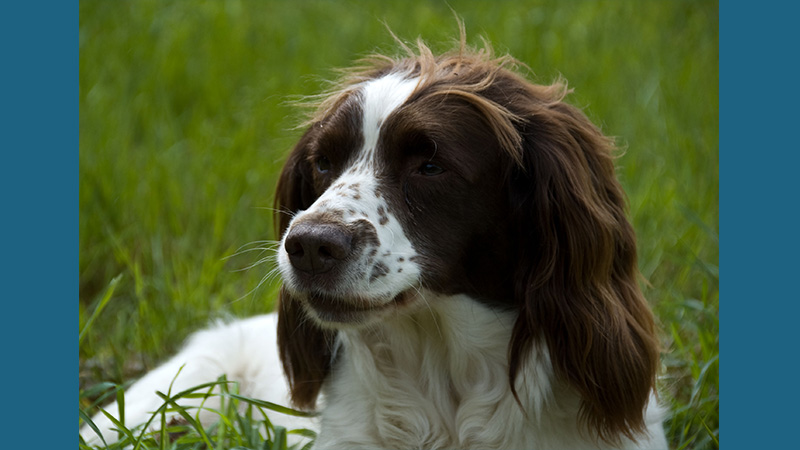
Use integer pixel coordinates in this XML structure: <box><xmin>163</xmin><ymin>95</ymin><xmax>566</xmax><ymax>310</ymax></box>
<box><xmin>284</xmin><ymin>222</ymin><xmax>353</xmax><ymax>274</ymax></box>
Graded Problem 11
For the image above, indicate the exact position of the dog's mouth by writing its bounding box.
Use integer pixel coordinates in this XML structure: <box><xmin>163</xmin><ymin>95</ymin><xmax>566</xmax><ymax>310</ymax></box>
<box><xmin>301</xmin><ymin>289</ymin><xmax>417</xmax><ymax>326</ymax></box>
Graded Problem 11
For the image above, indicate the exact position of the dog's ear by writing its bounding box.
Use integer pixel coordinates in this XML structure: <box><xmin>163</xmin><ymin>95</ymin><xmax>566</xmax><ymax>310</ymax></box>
<box><xmin>273</xmin><ymin>130</ymin><xmax>336</xmax><ymax>410</ymax></box>
<box><xmin>506</xmin><ymin>85</ymin><xmax>660</xmax><ymax>444</ymax></box>
<box><xmin>274</xmin><ymin>131</ymin><xmax>318</xmax><ymax>225</ymax></box>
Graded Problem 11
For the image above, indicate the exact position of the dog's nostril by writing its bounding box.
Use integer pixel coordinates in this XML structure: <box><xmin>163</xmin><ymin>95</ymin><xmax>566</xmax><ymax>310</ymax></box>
<box><xmin>284</xmin><ymin>223</ymin><xmax>353</xmax><ymax>274</ymax></box>
<box><xmin>285</xmin><ymin>239</ymin><xmax>305</xmax><ymax>257</ymax></box>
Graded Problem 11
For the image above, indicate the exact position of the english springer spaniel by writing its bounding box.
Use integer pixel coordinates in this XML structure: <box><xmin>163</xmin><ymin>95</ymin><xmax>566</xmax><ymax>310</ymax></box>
<box><xmin>82</xmin><ymin>37</ymin><xmax>668</xmax><ymax>450</ymax></box>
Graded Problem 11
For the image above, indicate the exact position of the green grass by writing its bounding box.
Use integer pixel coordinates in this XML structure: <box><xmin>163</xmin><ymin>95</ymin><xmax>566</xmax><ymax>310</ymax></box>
<box><xmin>79</xmin><ymin>370</ymin><xmax>317</xmax><ymax>450</ymax></box>
<box><xmin>79</xmin><ymin>1</ymin><xmax>719</xmax><ymax>449</ymax></box>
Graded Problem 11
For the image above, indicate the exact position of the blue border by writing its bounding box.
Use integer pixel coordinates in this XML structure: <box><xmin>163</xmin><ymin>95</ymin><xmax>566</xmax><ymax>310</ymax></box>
<box><xmin>722</xmin><ymin>1</ymin><xmax>798</xmax><ymax>448</ymax></box>
<box><xmin>2</xmin><ymin>2</ymin><xmax>75</xmax><ymax>447</ymax></box>
<box><xmin>5</xmin><ymin>1</ymin><xmax>795</xmax><ymax>448</ymax></box>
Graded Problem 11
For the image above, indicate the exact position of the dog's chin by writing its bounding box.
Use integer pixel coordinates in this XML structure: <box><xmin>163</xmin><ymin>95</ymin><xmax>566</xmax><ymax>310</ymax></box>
<box><xmin>295</xmin><ymin>289</ymin><xmax>417</xmax><ymax>328</ymax></box>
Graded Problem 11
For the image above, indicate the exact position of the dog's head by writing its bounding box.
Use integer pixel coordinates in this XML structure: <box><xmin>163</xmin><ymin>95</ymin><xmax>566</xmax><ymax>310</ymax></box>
<box><xmin>273</xmin><ymin>37</ymin><xmax>659</xmax><ymax>443</ymax></box>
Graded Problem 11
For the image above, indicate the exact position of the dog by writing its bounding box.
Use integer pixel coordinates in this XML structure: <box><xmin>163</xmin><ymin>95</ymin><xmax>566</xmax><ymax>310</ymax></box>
<box><xmin>81</xmin><ymin>35</ymin><xmax>668</xmax><ymax>450</ymax></box>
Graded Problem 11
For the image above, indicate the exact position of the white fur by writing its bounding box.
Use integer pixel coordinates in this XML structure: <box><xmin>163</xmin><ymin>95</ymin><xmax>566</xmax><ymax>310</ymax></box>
<box><xmin>80</xmin><ymin>314</ymin><xmax>317</xmax><ymax>447</ymax></box>
<box><xmin>359</xmin><ymin>73</ymin><xmax>419</xmax><ymax>161</ymax></box>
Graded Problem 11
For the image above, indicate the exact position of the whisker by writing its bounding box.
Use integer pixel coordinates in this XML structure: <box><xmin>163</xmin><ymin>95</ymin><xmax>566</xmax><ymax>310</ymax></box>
<box><xmin>231</xmin><ymin>254</ymin><xmax>278</xmax><ymax>273</ymax></box>
<box><xmin>225</xmin><ymin>246</ymin><xmax>279</xmax><ymax>262</ymax></box>
<box><xmin>224</xmin><ymin>240</ymin><xmax>282</xmax><ymax>259</ymax></box>
<box><xmin>414</xmin><ymin>287</ymin><xmax>442</xmax><ymax>339</ymax></box>
<box><xmin>266</xmin><ymin>206</ymin><xmax>299</xmax><ymax>220</ymax></box>
<box><xmin>229</xmin><ymin>265</ymin><xmax>284</xmax><ymax>304</ymax></box>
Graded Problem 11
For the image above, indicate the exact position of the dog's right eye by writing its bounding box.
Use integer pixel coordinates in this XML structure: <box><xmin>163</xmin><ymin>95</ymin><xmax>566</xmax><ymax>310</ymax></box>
<box><xmin>315</xmin><ymin>156</ymin><xmax>331</xmax><ymax>174</ymax></box>
<box><xmin>418</xmin><ymin>162</ymin><xmax>445</xmax><ymax>176</ymax></box>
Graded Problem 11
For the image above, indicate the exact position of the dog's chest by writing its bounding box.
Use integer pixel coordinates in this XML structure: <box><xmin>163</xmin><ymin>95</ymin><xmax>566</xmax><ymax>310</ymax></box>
<box><xmin>314</xmin><ymin>295</ymin><xmax>536</xmax><ymax>449</ymax></box>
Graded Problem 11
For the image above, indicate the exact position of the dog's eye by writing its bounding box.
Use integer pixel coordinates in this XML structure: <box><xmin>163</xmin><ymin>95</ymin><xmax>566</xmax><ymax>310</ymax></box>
<box><xmin>315</xmin><ymin>156</ymin><xmax>331</xmax><ymax>174</ymax></box>
<box><xmin>418</xmin><ymin>162</ymin><xmax>444</xmax><ymax>176</ymax></box>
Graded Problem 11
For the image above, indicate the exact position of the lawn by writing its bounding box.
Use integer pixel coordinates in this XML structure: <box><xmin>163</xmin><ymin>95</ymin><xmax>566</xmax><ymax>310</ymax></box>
<box><xmin>79</xmin><ymin>1</ymin><xmax>718</xmax><ymax>449</ymax></box>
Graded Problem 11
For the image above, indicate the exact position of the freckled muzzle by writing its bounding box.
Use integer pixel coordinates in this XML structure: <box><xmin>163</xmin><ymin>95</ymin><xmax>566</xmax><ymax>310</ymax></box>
<box><xmin>282</xmin><ymin>213</ymin><xmax>380</xmax><ymax>293</ymax></box>
<box><xmin>280</xmin><ymin>210</ymin><xmax>417</xmax><ymax>326</ymax></box>
<box><xmin>278</xmin><ymin>185</ymin><xmax>423</xmax><ymax>327</ymax></box>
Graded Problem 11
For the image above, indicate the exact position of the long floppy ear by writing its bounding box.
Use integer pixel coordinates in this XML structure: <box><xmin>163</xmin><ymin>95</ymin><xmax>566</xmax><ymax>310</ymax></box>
<box><xmin>273</xmin><ymin>130</ymin><xmax>336</xmax><ymax>410</ymax></box>
<box><xmin>506</xmin><ymin>84</ymin><xmax>660</xmax><ymax>444</ymax></box>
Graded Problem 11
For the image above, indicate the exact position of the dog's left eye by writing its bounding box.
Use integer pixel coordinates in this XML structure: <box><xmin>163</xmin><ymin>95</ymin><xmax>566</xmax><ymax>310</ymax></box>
<box><xmin>315</xmin><ymin>156</ymin><xmax>331</xmax><ymax>174</ymax></box>
<box><xmin>418</xmin><ymin>162</ymin><xmax>445</xmax><ymax>176</ymax></box>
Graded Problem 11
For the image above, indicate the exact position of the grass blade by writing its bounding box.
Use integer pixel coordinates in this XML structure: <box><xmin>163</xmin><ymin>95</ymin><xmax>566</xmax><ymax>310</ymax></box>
<box><xmin>78</xmin><ymin>408</ymin><xmax>108</xmax><ymax>448</ymax></box>
<box><xmin>226</xmin><ymin>393</ymin><xmax>318</xmax><ymax>418</ymax></box>
<box><xmin>79</xmin><ymin>274</ymin><xmax>122</xmax><ymax>345</ymax></box>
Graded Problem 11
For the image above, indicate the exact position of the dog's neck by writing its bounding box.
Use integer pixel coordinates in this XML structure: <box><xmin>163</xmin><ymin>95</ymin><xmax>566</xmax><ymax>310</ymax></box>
<box><xmin>339</xmin><ymin>293</ymin><xmax>519</xmax><ymax>392</ymax></box>
<box><xmin>317</xmin><ymin>293</ymin><xmax>560</xmax><ymax>449</ymax></box>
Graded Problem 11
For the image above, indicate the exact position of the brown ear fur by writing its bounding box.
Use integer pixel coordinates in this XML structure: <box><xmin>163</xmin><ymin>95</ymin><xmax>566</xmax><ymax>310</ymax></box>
<box><xmin>505</xmin><ymin>84</ymin><xmax>660</xmax><ymax>444</ymax></box>
<box><xmin>274</xmin><ymin>131</ymin><xmax>336</xmax><ymax>410</ymax></box>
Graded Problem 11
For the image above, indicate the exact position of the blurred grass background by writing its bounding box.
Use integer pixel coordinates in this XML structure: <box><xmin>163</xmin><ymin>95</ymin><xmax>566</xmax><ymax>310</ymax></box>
<box><xmin>79</xmin><ymin>1</ymin><xmax>718</xmax><ymax>449</ymax></box>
